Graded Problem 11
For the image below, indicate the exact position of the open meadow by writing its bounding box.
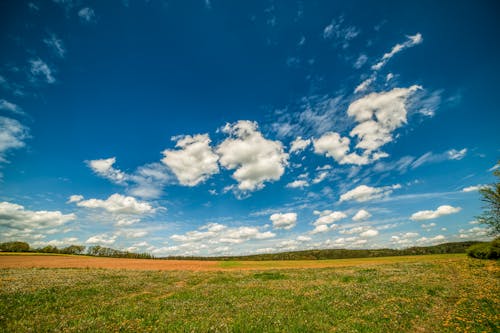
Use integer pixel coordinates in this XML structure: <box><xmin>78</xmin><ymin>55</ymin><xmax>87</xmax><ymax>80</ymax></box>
<box><xmin>0</xmin><ymin>253</ymin><xmax>498</xmax><ymax>332</ymax></box>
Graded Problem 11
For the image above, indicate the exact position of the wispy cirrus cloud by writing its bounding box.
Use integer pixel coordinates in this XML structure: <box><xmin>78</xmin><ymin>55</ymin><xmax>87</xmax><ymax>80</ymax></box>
<box><xmin>372</xmin><ymin>33</ymin><xmax>423</xmax><ymax>71</ymax></box>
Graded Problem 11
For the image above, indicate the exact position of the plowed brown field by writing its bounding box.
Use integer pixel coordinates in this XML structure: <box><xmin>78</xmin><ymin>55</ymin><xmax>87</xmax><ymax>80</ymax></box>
<box><xmin>0</xmin><ymin>253</ymin><xmax>465</xmax><ymax>271</ymax></box>
<box><xmin>0</xmin><ymin>254</ymin><xmax>219</xmax><ymax>271</ymax></box>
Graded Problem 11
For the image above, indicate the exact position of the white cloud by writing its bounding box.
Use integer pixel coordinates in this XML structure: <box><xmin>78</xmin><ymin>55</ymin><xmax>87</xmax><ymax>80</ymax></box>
<box><xmin>170</xmin><ymin>222</ymin><xmax>275</xmax><ymax>247</ymax></box>
<box><xmin>74</xmin><ymin>193</ymin><xmax>155</xmax><ymax>215</ymax></box>
<box><xmin>416</xmin><ymin>234</ymin><xmax>445</xmax><ymax>245</ymax></box>
<box><xmin>313</xmin><ymin>210</ymin><xmax>347</xmax><ymax>226</ymax></box>
<box><xmin>410</xmin><ymin>205</ymin><xmax>461</xmax><ymax>221</ymax></box>
<box><xmin>289</xmin><ymin>136</ymin><xmax>311</xmax><ymax>153</ymax></box>
<box><xmin>313</xmin><ymin>132</ymin><xmax>369</xmax><ymax>165</ymax></box>
<box><xmin>347</xmin><ymin>85</ymin><xmax>421</xmax><ymax>153</ymax></box>
<box><xmin>43</xmin><ymin>33</ymin><xmax>66</xmax><ymax>58</ymax></box>
<box><xmin>78</xmin><ymin>7</ymin><xmax>96</xmax><ymax>22</ymax></box>
<box><xmin>312</xmin><ymin>171</ymin><xmax>328</xmax><ymax>184</ymax></box>
<box><xmin>339</xmin><ymin>184</ymin><xmax>401</xmax><ymax>203</ymax></box>
<box><xmin>67</xmin><ymin>195</ymin><xmax>83</xmax><ymax>203</ymax></box>
<box><xmin>30</xmin><ymin>58</ymin><xmax>55</xmax><ymax>83</ymax></box>
<box><xmin>86</xmin><ymin>234</ymin><xmax>116</xmax><ymax>245</ymax></box>
<box><xmin>372</xmin><ymin>33</ymin><xmax>423</xmax><ymax>71</ymax></box>
<box><xmin>360</xmin><ymin>229</ymin><xmax>378</xmax><ymax>237</ymax></box>
<box><xmin>286</xmin><ymin>180</ymin><xmax>309</xmax><ymax>188</ymax></box>
<box><xmin>310</xmin><ymin>224</ymin><xmax>330</xmax><ymax>234</ymax></box>
<box><xmin>0</xmin><ymin>201</ymin><xmax>76</xmax><ymax>230</ymax></box>
<box><xmin>447</xmin><ymin>148</ymin><xmax>467</xmax><ymax>160</ymax></box>
<box><xmin>270</xmin><ymin>213</ymin><xmax>297</xmax><ymax>230</ymax></box>
<box><xmin>0</xmin><ymin>116</ymin><xmax>29</xmax><ymax>163</ymax></box>
<box><xmin>354</xmin><ymin>77</ymin><xmax>374</xmax><ymax>93</ymax></box>
<box><xmin>0</xmin><ymin>99</ymin><xmax>24</xmax><ymax>115</ymax></box>
<box><xmin>162</xmin><ymin>134</ymin><xmax>219</xmax><ymax>186</ymax></box>
<box><xmin>411</xmin><ymin>148</ymin><xmax>467</xmax><ymax>169</ymax></box>
<box><xmin>352</xmin><ymin>209</ymin><xmax>371</xmax><ymax>221</ymax></box>
<box><xmin>217</xmin><ymin>120</ymin><xmax>288</xmax><ymax>191</ymax></box>
<box><xmin>462</xmin><ymin>185</ymin><xmax>486</xmax><ymax>193</ymax></box>
<box><xmin>87</xmin><ymin>157</ymin><xmax>128</xmax><ymax>184</ymax></box>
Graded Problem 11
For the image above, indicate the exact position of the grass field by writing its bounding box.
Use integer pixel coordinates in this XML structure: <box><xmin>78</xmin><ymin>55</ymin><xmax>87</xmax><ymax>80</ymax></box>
<box><xmin>0</xmin><ymin>254</ymin><xmax>498</xmax><ymax>332</ymax></box>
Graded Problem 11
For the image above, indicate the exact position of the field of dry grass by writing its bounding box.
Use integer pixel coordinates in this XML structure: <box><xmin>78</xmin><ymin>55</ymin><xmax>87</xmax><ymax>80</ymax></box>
<box><xmin>1</xmin><ymin>254</ymin><xmax>498</xmax><ymax>332</ymax></box>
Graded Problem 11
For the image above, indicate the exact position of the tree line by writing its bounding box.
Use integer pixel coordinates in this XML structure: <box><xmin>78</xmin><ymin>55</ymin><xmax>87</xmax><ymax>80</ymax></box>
<box><xmin>0</xmin><ymin>241</ymin><xmax>154</xmax><ymax>259</ymax></box>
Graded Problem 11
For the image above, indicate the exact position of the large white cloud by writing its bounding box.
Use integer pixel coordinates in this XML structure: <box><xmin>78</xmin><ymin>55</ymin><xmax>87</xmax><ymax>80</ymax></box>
<box><xmin>339</xmin><ymin>184</ymin><xmax>401</xmax><ymax>203</ymax></box>
<box><xmin>347</xmin><ymin>85</ymin><xmax>421</xmax><ymax>154</ymax></box>
<box><xmin>217</xmin><ymin>120</ymin><xmax>288</xmax><ymax>191</ymax></box>
<box><xmin>0</xmin><ymin>201</ymin><xmax>76</xmax><ymax>230</ymax></box>
<box><xmin>270</xmin><ymin>213</ymin><xmax>297</xmax><ymax>230</ymax></box>
<box><xmin>72</xmin><ymin>193</ymin><xmax>154</xmax><ymax>215</ymax></box>
<box><xmin>313</xmin><ymin>132</ymin><xmax>369</xmax><ymax>165</ymax></box>
<box><xmin>410</xmin><ymin>205</ymin><xmax>461</xmax><ymax>221</ymax></box>
<box><xmin>0</xmin><ymin>116</ymin><xmax>29</xmax><ymax>163</ymax></box>
<box><xmin>162</xmin><ymin>134</ymin><xmax>219</xmax><ymax>186</ymax></box>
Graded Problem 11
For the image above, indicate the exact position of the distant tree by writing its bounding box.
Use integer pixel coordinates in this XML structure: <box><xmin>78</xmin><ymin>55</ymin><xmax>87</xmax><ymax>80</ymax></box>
<box><xmin>60</xmin><ymin>245</ymin><xmax>86</xmax><ymax>255</ymax></box>
<box><xmin>477</xmin><ymin>161</ymin><xmax>500</xmax><ymax>235</ymax></box>
<box><xmin>0</xmin><ymin>241</ymin><xmax>30</xmax><ymax>252</ymax></box>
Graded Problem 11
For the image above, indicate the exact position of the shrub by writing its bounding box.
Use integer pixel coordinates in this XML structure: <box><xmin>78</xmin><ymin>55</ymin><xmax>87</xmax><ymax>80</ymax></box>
<box><xmin>466</xmin><ymin>238</ymin><xmax>500</xmax><ymax>259</ymax></box>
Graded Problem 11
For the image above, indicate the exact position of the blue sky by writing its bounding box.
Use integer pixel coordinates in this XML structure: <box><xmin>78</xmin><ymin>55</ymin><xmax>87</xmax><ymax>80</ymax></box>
<box><xmin>1</xmin><ymin>0</ymin><xmax>499</xmax><ymax>256</ymax></box>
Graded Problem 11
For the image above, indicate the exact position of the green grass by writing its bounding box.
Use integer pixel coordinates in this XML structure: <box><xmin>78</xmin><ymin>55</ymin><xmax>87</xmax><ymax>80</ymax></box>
<box><xmin>1</xmin><ymin>255</ymin><xmax>498</xmax><ymax>332</ymax></box>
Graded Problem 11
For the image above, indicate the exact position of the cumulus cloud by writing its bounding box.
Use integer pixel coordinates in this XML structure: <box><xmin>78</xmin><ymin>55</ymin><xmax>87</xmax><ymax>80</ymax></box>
<box><xmin>360</xmin><ymin>229</ymin><xmax>378</xmax><ymax>237</ymax></box>
<box><xmin>410</xmin><ymin>205</ymin><xmax>461</xmax><ymax>221</ymax></box>
<box><xmin>86</xmin><ymin>234</ymin><xmax>116</xmax><ymax>245</ymax></box>
<box><xmin>217</xmin><ymin>120</ymin><xmax>288</xmax><ymax>192</ymax></box>
<box><xmin>88</xmin><ymin>157</ymin><xmax>128</xmax><ymax>184</ymax></box>
<box><xmin>339</xmin><ymin>184</ymin><xmax>401</xmax><ymax>203</ymax></box>
<box><xmin>0</xmin><ymin>201</ymin><xmax>76</xmax><ymax>230</ymax></box>
<box><xmin>372</xmin><ymin>33</ymin><xmax>423</xmax><ymax>71</ymax></box>
<box><xmin>170</xmin><ymin>222</ymin><xmax>275</xmax><ymax>249</ymax></box>
<box><xmin>312</xmin><ymin>210</ymin><xmax>347</xmax><ymax>228</ymax></box>
<box><xmin>313</xmin><ymin>132</ymin><xmax>369</xmax><ymax>165</ymax></box>
<box><xmin>352</xmin><ymin>209</ymin><xmax>371</xmax><ymax>221</ymax></box>
<box><xmin>286</xmin><ymin>180</ymin><xmax>309</xmax><ymax>188</ymax></box>
<box><xmin>73</xmin><ymin>193</ymin><xmax>155</xmax><ymax>215</ymax></box>
<box><xmin>0</xmin><ymin>116</ymin><xmax>29</xmax><ymax>163</ymax></box>
<box><xmin>289</xmin><ymin>136</ymin><xmax>311</xmax><ymax>153</ymax></box>
<box><xmin>162</xmin><ymin>134</ymin><xmax>219</xmax><ymax>186</ymax></box>
<box><xmin>270</xmin><ymin>213</ymin><xmax>297</xmax><ymax>230</ymax></box>
<box><xmin>67</xmin><ymin>195</ymin><xmax>83</xmax><ymax>203</ymax></box>
<box><xmin>347</xmin><ymin>85</ymin><xmax>421</xmax><ymax>154</ymax></box>
<box><xmin>30</xmin><ymin>58</ymin><xmax>55</xmax><ymax>83</ymax></box>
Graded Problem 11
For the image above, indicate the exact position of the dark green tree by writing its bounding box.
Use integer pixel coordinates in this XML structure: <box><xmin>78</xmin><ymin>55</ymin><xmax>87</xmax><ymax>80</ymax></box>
<box><xmin>477</xmin><ymin>161</ymin><xmax>500</xmax><ymax>235</ymax></box>
<box><xmin>0</xmin><ymin>241</ymin><xmax>30</xmax><ymax>252</ymax></box>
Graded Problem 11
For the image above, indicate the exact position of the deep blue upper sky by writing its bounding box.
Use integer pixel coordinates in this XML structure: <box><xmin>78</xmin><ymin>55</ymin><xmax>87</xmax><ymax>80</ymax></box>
<box><xmin>1</xmin><ymin>0</ymin><xmax>499</xmax><ymax>255</ymax></box>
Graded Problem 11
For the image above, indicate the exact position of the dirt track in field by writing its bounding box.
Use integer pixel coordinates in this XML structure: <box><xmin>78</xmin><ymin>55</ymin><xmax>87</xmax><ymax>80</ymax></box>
<box><xmin>0</xmin><ymin>255</ymin><xmax>221</xmax><ymax>271</ymax></box>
